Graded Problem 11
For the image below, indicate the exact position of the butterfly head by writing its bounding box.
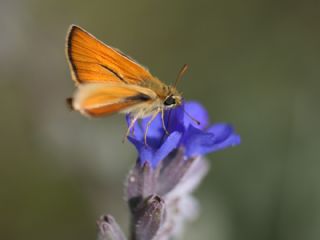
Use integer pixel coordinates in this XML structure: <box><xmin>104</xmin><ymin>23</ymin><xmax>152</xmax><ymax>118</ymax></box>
<box><xmin>163</xmin><ymin>87</ymin><xmax>182</xmax><ymax>109</ymax></box>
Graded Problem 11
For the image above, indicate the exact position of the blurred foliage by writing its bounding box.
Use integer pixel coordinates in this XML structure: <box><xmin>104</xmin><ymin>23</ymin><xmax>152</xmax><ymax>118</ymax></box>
<box><xmin>1</xmin><ymin>0</ymin><xmax>320</xmax><ymax>239</ymax></box>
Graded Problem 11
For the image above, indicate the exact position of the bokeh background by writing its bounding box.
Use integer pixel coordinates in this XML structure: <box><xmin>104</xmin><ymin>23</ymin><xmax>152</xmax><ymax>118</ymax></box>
<box><xmin>1</xmin><ymin>0</ymin><xmax>320</xmax><ymax>239</ymax></box>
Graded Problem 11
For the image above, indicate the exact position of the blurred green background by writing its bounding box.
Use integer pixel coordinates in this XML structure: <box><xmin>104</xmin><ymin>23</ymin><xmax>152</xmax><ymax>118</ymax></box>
<box><xmin>1</xmin><ymin>0</ymin><xmax>320</xmax><ymax>239</ymax></box>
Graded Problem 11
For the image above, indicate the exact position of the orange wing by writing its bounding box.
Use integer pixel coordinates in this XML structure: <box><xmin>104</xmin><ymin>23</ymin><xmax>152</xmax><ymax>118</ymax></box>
<box><xmin>72</xmin><ymin>83</ymin><xmax>156</xmax><ymax>117</ymax></box>
<box><xmin>66</xmin><ymin>25</ymin><xmax>155</xmax><ymax>85</ymax></box>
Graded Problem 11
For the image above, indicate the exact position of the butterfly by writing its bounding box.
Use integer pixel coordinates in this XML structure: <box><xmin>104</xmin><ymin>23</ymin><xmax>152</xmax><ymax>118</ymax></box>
<box><xmin>66</xmin><ymin>25</ymin><xmax>188</xmax><ymax>144</ymax></box>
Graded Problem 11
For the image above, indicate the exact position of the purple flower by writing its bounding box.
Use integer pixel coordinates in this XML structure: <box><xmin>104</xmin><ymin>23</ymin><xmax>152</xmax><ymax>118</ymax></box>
<box><xmin>127</xmin><ymin>101</ymin><xmax>240</xmax><ymax>168</ymax></box>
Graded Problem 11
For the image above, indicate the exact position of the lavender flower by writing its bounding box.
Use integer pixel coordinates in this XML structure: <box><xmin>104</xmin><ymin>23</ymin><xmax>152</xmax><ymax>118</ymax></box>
<box><xmin>97</xmin><ymin>101</ymin><xmax>240</xmax><ymax>240</ymax></box>
<box><xmin>127</xmin><ymin>101</ymin><xmax>240</xmax><ymax>168</ymax></box>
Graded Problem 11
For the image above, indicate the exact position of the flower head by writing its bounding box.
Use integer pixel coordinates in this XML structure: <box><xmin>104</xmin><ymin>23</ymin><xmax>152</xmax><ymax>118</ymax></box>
<box><xmin>127</xmin><ymin>101</ymin><xmax>240</xmax><ymax>168</ymax></box>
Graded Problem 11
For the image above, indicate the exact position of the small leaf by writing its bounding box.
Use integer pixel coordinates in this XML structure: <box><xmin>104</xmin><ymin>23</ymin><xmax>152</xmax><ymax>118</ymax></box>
<box><xmin>126</xmin><ymin>161</ymin><xmax>158</xmax><ymax>211</ymax></box>
<box><xmin>157</xmin><ymin>148</ymin><xmax>195</xmax><ymax>195</ymax></box>
<box><xmin>131</xmin><ymin>195</ymin><xmax>165</xmax><ymax>240</ymax></box>
<box><xmin>97</xmin><ymin>215</ymin><xmax>126</xmax><ymax>240</ymax></box>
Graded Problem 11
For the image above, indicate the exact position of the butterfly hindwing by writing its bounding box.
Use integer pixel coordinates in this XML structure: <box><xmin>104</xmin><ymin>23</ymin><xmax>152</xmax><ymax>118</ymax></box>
<box><xmin>71</xmin><ymin>83</ymin><xmax>156</xmax><ymax>117</ymax></box>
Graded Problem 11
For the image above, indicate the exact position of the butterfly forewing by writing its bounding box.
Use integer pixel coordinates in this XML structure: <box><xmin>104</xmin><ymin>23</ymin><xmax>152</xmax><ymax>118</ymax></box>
<box><xmin>66</xmin><ymin>25</ymin><xmax>155</xmax><ymax>85</ymax></box>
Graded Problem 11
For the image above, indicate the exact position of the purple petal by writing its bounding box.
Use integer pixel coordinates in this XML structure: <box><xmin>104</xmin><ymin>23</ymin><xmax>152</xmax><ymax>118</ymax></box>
<box><xmin>208</xmin><ymin>133</ymin><xmax>241</xmax><ymax>152</ymax></box>
<box><xmin>182</xmin><ymin>125</ymin><xmax>216</xmax><ymax>157</ymax></box>
<box><xmin>152</xmin><ymin>131</ymin><xmax>182</xmax><ymax>168</ymax></box>
<box><xmin>164</xmin><ymin>106</ymin><xmax>185</xmax><ymax>133</ymax></box>
<box><xmin>207</xmin><ymin>123</ymin><xmax>235</xmax><ymax>143</ymax></box>
<box><xmin>183</xmin><ymin>101</ymin><xmax>209</xmax><ymax>130</ymax></box>
<box><xmin>140</xmin><ymin>113</ymin><xmax>165</xmax><ymax>140</ymax></box>
<box><xmin>128</xmin><ymin>137</ymin><xmax>155</xmax><ymax>165</ymax></box>
<box><xmin>129</xmin><ymin>132</ymin><xmax>182</xmax><ymax>168</ymax></box>
<box><xmin>182</xmin><ymin>123</ymin><xmax>241</xmax><ymax>158</ymax></box>
<box><xmin>200</xmin><ymin>123</ymin><xmax>241</xmax><ymax>154</ymax></box>
<box><xmin>127</xmin><ymin>113</ymin><xmax>168</xmax><ymax>149</ymax></box>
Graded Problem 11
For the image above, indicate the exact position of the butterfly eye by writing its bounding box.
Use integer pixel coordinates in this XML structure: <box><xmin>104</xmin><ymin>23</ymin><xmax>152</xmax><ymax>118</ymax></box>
<box><xmin>164</xmin><ymin>96</ymin><xmax>176</xmax><ymax>106</ymax></box>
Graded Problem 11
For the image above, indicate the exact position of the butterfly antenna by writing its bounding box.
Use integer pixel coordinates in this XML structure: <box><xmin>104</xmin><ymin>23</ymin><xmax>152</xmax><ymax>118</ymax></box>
<box><xmin>160</xmin><ymin>109</ymin><xmax>172</xmax><ymax>143</ymax></box>
<box><xmin>174</xmin><ymin>64</ymin><xmax>188</xmax><ymax>87</ymax></box>
<box><xmin>183</xmin><ymin>108</ymin><xmax>201</xmax><ymax>125</ymax></box>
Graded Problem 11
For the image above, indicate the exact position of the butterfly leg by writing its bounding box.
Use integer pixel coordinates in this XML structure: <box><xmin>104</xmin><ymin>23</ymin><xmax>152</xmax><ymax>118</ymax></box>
<box><xmin>123</xmin><ymin>115</ymin><xmax>139</xmax><ymax>143</ymax></box>
<box><xmin>161</xmin><ymin>108</ymin><xmax>169</xmax><ymax>135</ymax></box>
<box><xmin>144</xmin><ymin>109</ymin><xmax>161</xmax><ymax>146</ymax></box>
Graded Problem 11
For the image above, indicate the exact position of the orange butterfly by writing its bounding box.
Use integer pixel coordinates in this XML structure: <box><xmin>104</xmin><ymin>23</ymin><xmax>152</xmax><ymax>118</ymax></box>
<box><xmin>66</xmin><ymin>25</ymin><xmax>187</xmax><ymax>143</ymax></box>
